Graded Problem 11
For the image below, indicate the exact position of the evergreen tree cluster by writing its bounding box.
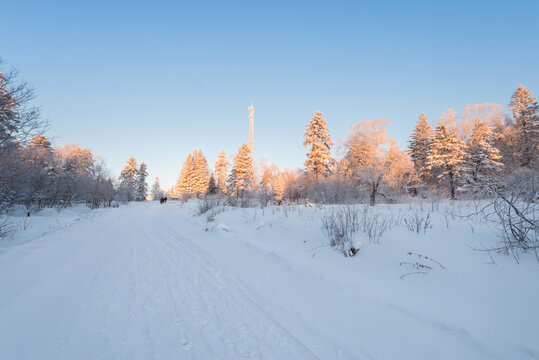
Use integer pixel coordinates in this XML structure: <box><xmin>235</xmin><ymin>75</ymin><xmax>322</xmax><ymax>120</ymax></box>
<box><xmin>303</xmin><ymin>112</ymin><xmax>334</xmax><ymax>180</ymax></box>
<box><xmin>227</xmin><ymin>144</ymin><xmax>255</xmax><ymax>198</ymax></box>
<box><xmin>119</xmin><ymin>157</ymin><xmax>149</xmax><ymax>201</ymax></box>
<box><xmin>175</xmin><ymin>150</ymin><xmax>210</xmax><ymax>199</ymax></box>
<box><xmin>150</xmin><ymin>177</ymin><xmax>164</xmax><ymax>200</ymax></box>
<box><xmin>406</xmin><ymin>85</ymin><xmax>537</xmax><ymax>198</ymax></box>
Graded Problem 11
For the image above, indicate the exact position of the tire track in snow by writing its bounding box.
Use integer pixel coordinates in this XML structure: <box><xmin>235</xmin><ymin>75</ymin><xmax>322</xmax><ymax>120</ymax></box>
<box><xmin>151</xmin><ymin>215</ymin><xmax>320</xmax><ymax>359</ymax></box>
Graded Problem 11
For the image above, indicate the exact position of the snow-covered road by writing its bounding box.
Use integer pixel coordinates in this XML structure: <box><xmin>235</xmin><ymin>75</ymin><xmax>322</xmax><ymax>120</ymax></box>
<box><xmin>1</xmin><ymin>201</ymin><xmax>538</xmax><ymax>359</ymax></box>
<box><xmin>0</xmin><ymin>203</ymin><xmax>317</xmax><ymax>359</ymax></box>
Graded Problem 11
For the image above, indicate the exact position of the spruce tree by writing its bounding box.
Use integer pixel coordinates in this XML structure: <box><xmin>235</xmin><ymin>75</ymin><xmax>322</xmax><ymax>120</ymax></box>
<box><xmin>119</xmin><ymin>157</ymin><xmax>138</xmax><ymax>201</ymax></box>
<box><xmin>214</xmin><ymin>150</ymin><xmax>230</xmax><ymax>194</ymax></box>
<box><xmin>509</xmin><ymin>85</ymin><xmax>538</xmax><ymax>168</ymax></box>
<box><xmin>463</xmin><ymin>121</ymin><xmax>503</xmax><ymax>185</ymax></box>
<box><xmin>227</xmin><ymin>143</ymin><xmax>254</xmax><ymax>197</ymax></box>
<box><xmin>408</xmin><ymin>113</ymin><xmax>433</xmax><ymax>182</ymax></box>
<box><xmin>207</xmin><ymin>173</ymin><xmax>218</xmax><ymax>195</ymax></box>
<box><xmin>192</xmin><ymin>149</ymin><xmax>210</xmax><ymax>195</ymax></box>
<box><xmin>303</xmin><ymin>112</ymin><xmax>334</xmax><ymax>180</ymax></box>
<box><xmin>150</xmin><ymin>176</ymin><xmax>163</xmax><ymax>200</ymax></box>
<box><xmin>135</xmin><ymin>162</ymin><xmax>148</xmax><ymax>201</ymax></box>
<box><xmin>426</xmin><ymin>122</ymin><xmax>466</xmax><ymax>199</ymax></box>
<box><xmin>272</xmin><ymin>172</ymin><xmax>285</xmax><ymax>205</ymax></box>
<box><xmin>176</xmin><ymin>154</ymin><xmax>195</xmax><ymax>199</ymax></box>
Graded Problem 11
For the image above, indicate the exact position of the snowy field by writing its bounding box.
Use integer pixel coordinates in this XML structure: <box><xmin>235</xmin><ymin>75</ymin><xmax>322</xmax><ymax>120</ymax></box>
<box><xmin>0</xmin><ymin>200</ymin><xmax>538</xmax><ymax>360</ymax></box>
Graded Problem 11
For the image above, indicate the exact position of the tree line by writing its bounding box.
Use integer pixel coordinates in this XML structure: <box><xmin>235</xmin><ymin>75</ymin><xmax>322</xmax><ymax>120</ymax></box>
<box><xmin>172</xmin><ymin>86</ymin><xmax>537</xmax><ymax>206</ymax></box>
<box><xmin>0</xmin><ymin>61</ymin><xmax>151</xmax><ymax>209</ymax></box>
<box><xmin>1</xmin><ymin>58</ymin><xmax>537</xmax><ymax>210</ymax></box>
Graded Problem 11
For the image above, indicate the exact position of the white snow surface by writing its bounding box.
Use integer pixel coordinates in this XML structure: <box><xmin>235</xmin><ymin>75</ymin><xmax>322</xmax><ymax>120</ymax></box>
<box><xmin>0</xmin><ymin>200</ymin><xmax>538</xmax><ymax>360</ymax></box>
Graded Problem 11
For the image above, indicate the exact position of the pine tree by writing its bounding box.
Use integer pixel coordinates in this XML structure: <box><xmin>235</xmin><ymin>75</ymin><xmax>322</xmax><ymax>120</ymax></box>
<box><xmin>426</xmin><ymin>122</ymin><xmax>466</xmax><ymax>199</ymax></box>
<box><xmin>214</xmin><ymin>150</ymin><xmax>230</xmax><ymax>194</ymax></box>
<box><xmin>176</xmin><ymin>154</ymin><xmax>195</xmax><ymax>199</ymax></box>
<box><xmin>303</xmin><ymin>112</ymin><xmax>334</xmax><ymax>180</ymax></box>
<box><xmin>463</xmin><ymin>121</ymin><xmax>503</xmax><ymax>185</ymax></box>
<box><xmin>207</xmin><ymin>173</ymin><xmax>218</xmax><ymax>195</ymax></box>
<box><xmin>509</xmin><ymin>85</ymin><xmax>538</xmax><ymax>168</ymax></box>
<box><xmin>135</xmin><ymin>163</ymin><xmax>148</xmax><ymax>201</ymax></box>
<box><xmin>272</xmin><ymin>172</ymin><xmax>285</xmax><ymax>205</ymax></box>
<box><xmin>175</xmin><ymin>150</ymin><xmax>210</xmax><ymax>199</ymax></box>
<box><xmin>227</xmin><ymin>143</ymin><xmax>254</xmax><ymax>197</ymax></box>
<box><xmin>150</xmin><ymin>176</ymin><xmax>163</xmax><ymax>200</ymax></box>
<box><xmin>119</xmin><ymin>157</ymin><xmax>138</xmax><ymax>201</ymax></box>
<box><xmin>408</xmin><ymin>113</ymin><xmax>433</xmax><ymax>182</ymax></box>
<box><xmin>192</xmin><ymin>149</ymin><xmax>210</xmax><ymax>195</ymax></box>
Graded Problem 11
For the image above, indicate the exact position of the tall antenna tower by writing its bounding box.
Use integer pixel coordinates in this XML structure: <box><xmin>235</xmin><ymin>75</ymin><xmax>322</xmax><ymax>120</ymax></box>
<box><xmin>248</xmin><ymin>103</ymin><xmax>254</xmax><ymax>156</ymax></box>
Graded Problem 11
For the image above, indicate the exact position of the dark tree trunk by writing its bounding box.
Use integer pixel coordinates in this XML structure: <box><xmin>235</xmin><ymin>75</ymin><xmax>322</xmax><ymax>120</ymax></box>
<box><xmin>370</xmin><ymin>177</ymin><xmax>381</xmax><ymax>206</ymax></box>
<box><xmin>449</xmin><ymin>170</ymin><xmax>456</xmax><ymax>200</ymax></box>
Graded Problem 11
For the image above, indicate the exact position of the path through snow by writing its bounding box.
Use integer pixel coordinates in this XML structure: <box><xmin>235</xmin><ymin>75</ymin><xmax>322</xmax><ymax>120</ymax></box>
<box><xmin>1</xmin><ymin>201</ymin><xmax>538</xmax><ymax>359</ymax></box>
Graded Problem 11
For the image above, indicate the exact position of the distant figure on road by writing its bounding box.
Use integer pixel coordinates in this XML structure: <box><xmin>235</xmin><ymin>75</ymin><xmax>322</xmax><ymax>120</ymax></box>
<box><xmin>160</xmin><ymin>197</ymin><xmax>168</xmax><ymax>204</ymax></box>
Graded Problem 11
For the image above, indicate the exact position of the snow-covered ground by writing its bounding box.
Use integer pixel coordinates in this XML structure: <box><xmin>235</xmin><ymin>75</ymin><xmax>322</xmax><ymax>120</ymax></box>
<box><xmin>0</xmin><ymin>200</ymin><xmax>538</xmax><ymax>359</ymax></box>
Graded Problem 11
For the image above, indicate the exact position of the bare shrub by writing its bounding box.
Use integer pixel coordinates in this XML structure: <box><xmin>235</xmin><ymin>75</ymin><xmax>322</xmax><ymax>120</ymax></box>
<box><xmin>357</xmin><ymin>206</ymin><xmax>393</xmax><ymax>244</ymax></box>
<box><xmin>490</xmin><ymin>195</ymin><xmax>537</xmax><ymax>261</ymax></box>
<box><xmin>197</xmin><ymin>197</ymin><xmax>225</xmax><ymax>216</ymax></box>
<box><xmin>363</xmin><ymin>211</ymin><xmax>391</xmax><ymax>244</ymax></box>
<box><xmin>399</xmin><ymin>252</ymin><xmax>445</xmax><ymax>280</ymax></box>
<box><xmin>321</xmin><ymin>206</ymin><xmax>360</xmax><ymax>257</ymax></box>
<box><xmin>321</xmin><ymin>205</ymin><xmax>393</xmax><ymax>256</ymax></box>
<box><xmin>469</xmin><ymin>168</ymin><xmax>538</xmax><ymax>262</ymax></box>
<box><xmin>0</xmin><ymin>215</ymin><xmax>15</xmax><ymax>238</ymax></box>
<box><xmin>403</xmin><ymin>210</ymin><xmax>432</xmax><ymax>234</ymax></box>
<box><xmin>306</xmin><ymin>176</ymin><xmax>359</xmax><ymax>204</ymax></box>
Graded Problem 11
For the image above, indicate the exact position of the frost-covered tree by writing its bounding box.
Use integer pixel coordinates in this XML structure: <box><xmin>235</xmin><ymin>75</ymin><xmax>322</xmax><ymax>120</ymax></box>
<box><xmin>135</xmin><ymin>162</ymin><xmax>148</xmax><ymax>201</ymax></box>
<box><xmin>192</xmin><ymin>150</ymin><xmax>210</xmax><ymax>195</ymax></box>
<box><xmin>272</xmin><ymin>172</ymin><xmax>285</xmax><ymax>205</ymax></box>
<box><xmin>257</xmin><ymin>159</ymin><xmax>278</xmax><ymax>206</ymax></box>
<box><xmin>408</xmin><ymin>113</ymin><xmax>433</xmax><ymax>182</ymax></box>
<box><xmin>385</xmin><ymin>140</ymin><xmax>417</xmax><ymax>197</ymax></box>
<box><xmin>463</xmin><ymin>121</ymin><xmax>503</xmax><ymax>185</ymax></box>
<box><xmin>303</xmin><ymin>112</ymin><xmax>334</xmax><ymax>180</ymax></box>
<box><xmin>207</xmin><ymin>173</ymin><xmax>218</xmax><ymax>195</ymax></box>
<box><xmin>150</xmin><ymin>176</ymin><xmax>163</xmax><ymax>200</ymax></box>
<box><xmin>19</xmin><ymin>135</ymin><xmax>57</xmax><ymax>206</ymax></box>
<box><xmin>509</xmin><ymin>85</ymin><xmax>538</xmax><ymax>168</ymax></box>
<box><xmin>176</xmin><ymin>150</ymin><xmax>210</xmax><ymax>199</ymax></box>
<box><xmin>459</xmin><ymin>103</ymin><xmax>504</xmax><ymax>141</ymax></box>
<box><xmin>214</xmin><ymin>150</ymin><xmax>230</xmax><ymax>194</ymax></box>
<box><xmin>57</xmin><ymin>144</ymin><xmax>96</xmax><ymax>204</ymax></box>
<box><xmin>342</xmin><ymin>119</ymin><xmax>392</xmax><ymax>205</ymax></box>
<box><xmin>259</xmin><ymin>159</ymin><xmax>277</xmax><ymax>192</ymax></box>
<box><xmin>227</xmin><ymin>143</ymin><xmax>254</xmax><ymax>197</ymax></box>
<box><xmin>119</xmin><ymin>157</ymin><xmax>138</xmax><ymax>201</ymax></box>
<box><xmin>426</xmin><ymin>122</ymin><xmax>466</xmax><ymax>199</ymax></box>
<box><xmin>176</xmin><ymin>154</ymin><xmax>195</xmax><ymax>199</ymax></box>
<box><xmin>0</xmin><ymin>63</ymin><xmax>45</xmax><ymax>149</ymax></box>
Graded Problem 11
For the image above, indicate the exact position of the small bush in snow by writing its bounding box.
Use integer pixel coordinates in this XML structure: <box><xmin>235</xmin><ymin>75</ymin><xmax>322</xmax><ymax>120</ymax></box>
<box><xmin>357</xmin><ymin>206</ymin><xmax>393</xmax><ymax>244</ymax></box>
<box><xmin>403</xmin><ymin>211</ymin><xmax>432</xmax><ymax>234</ymax></box>
<box><xmin>321</xmin><ymin>206</ymin><xmax>360</xmax><ymax>257</ymax></box>
<box><xmin>363</xmin><ymin>211</ymin><xmax>391</xmax><ymax>244</ymax></box>
<box><xmin>0</xmin><ymin>215</ymin><xmax>15</xmax><ymax>238</ymax></box>
<box><xmin>197</xmin><ymin>197</ymin><xmax>224</xmax><ymax>216</ymax></box>
<box><xmin>322</xmin><ymin>205</ymin><xmax>395</xmax><ymax>256</ymax></box>
<box><xmin>490</xmin><ymin>195</ymin><xmax>538</xmax><ymax>262</ymax></box>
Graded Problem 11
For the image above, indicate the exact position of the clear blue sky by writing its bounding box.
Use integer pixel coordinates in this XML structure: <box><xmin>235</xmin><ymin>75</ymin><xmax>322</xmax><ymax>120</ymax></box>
<box><xmin>3</xmin><ymin>0</ymin><xmax>539</xmax><ymax>189</ymax></box>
